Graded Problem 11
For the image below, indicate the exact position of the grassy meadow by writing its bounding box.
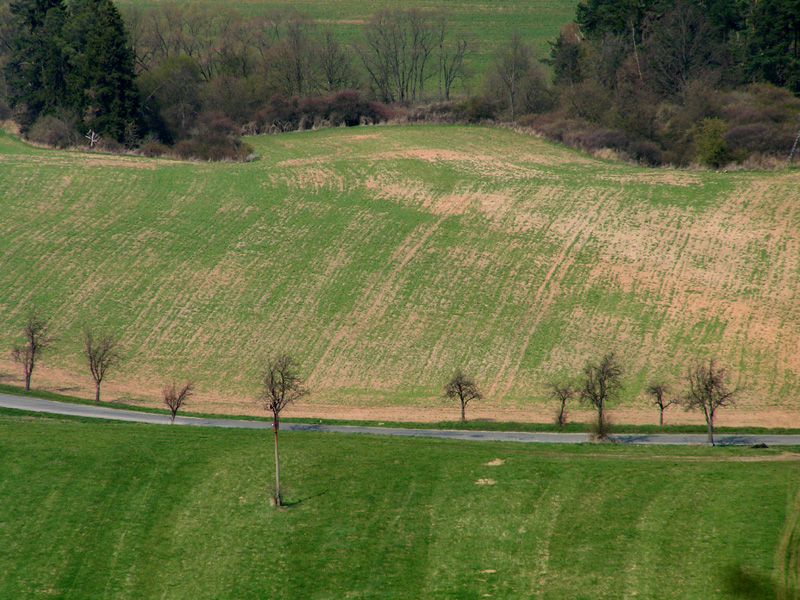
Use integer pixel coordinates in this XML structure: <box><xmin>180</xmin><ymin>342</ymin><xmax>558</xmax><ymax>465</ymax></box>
<box><xmin>1</xmin><ymin>125</ymin><xmax>800</xmax><ymax>412</ymax></box>
<box><xmin>1</xmin><ymin>409</ymin><xmax>799</xmax><ymax>599</ymax></box>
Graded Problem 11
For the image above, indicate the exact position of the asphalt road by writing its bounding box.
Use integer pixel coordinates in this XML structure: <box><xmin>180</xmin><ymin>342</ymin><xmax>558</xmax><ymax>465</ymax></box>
<box><xmin>3</xmin><ymin>392</ymin><xmax>800</xmax><ymax>446</ymax></box>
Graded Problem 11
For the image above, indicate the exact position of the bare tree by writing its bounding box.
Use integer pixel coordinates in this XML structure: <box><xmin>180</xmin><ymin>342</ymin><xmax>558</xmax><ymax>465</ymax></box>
<box><xmin>83</xmin><ymin>329</ymin><xmax>121</xmax><ymax>404</ymax></box>
<box><xmin>317</xmin><ymin>28</ymin><xmax>357</xmax><ymax>93</ymax></box>
<box><xmin>548</xmin><ymin>381</ymin><xmax>575</xmax><ymax>427</ymax></box>
<box><xmin>491</xmin><ymin>31</ymin><xmax>532</xmax><ymax>120</ymax></box>
<box><xmin>259</xmin><ymin>353</ymin><xmax>308</xmax><ymax>506</ymax></box>
<box><xmin>11</xmin><ymin>307</ymin><xmax>53</xmax><ymax>392</ymax></box>
<box><xmin>683</xmin><ymin>359</ymin><xmax>737</xmax><ymax>446</ymax></box>
<box><xmin>646</xmin><ymin>381</ymin><xmax>676</xmax><ymax>426</ymax></box>
<box><xmin>358</xmin><ymin>9</ymin><xmax>437</xmax><ymax>103</ymax></box>
<box><xmin>579</xmin><ymin>352</ymin><xmax>623</xmax><ymax>439</ymax></box>
<box><xmin>163</xmin><ymin>380</ymin><xmax>193</xmax><ymax>424</ymax></box>
<box><xmin>433</xmin><ymin>13</ymin><xmax>471</xmax><ymax>101</ymax></box>
<box><xmin>444</xmin><ymin>368</ymin><xmax>482</xmax><ymax>422</ymax></box>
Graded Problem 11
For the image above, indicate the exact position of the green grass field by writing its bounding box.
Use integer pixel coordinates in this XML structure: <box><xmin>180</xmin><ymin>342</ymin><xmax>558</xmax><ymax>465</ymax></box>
<box><xmin>1</xmin><ymin>125</ymin><xmax>799</xmax><ymax>412</ymax></box>
<box><xmin>1</xmin><ymin>409</ymin><xmax>799</xmax><ymax>599</ymax></box>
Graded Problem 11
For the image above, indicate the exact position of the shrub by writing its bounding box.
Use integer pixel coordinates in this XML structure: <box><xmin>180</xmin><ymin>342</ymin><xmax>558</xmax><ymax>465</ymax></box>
<box><xmin>694</xmin><ymin>118</ymin><xmax>735</xmax><ymax>167</ymax></box>
<box><xmin>724</xmin><ymin>123</ymin><xmax>796</xmax><ymax>156</ymax></box>
<box><xmin>95</xmin><ymin>137</ymin><xmax>124</xmax><ymax>153</ymax></box>
<box><xmin>27</xmin><ymin>114</ymin><xmax>79</xmax><ymax>148</ymax></box>
<box><xmin>138</xmin><ymin>142</ymin><xmax>169</xmax><ymax>158</ymax></box>
<box><xmin>255</xmin><ymin>91</ymin><xmax>389</xmax><ymax>134</ymax></box>
<box><xmin>458</xmin><ymin>96</ymin><xmax>499</xmax><ymax>123</ymax></box>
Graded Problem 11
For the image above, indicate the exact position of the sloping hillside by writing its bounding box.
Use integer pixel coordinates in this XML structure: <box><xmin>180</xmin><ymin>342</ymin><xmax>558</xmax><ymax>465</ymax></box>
<box><xmin>0</xmin><ymin>126</ymin><xmax>798</xmax><ymax>413</ymax></box>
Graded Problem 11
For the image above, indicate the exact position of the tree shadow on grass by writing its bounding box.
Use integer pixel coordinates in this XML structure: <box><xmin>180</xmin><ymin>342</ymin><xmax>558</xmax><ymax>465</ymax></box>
<box><xmin>720</xmin><ymin>563</ymin><xmax>794</xmax><ymax>599</ymax></box>
<box><xmin>281</xmin><ymin>489</ymin><xmax>329</xmax><ymax>508</ymax></box>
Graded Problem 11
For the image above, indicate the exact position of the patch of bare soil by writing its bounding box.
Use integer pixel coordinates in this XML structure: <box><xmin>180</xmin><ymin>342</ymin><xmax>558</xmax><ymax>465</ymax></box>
<box><xmin>475</xmin><ymin>479</ymin><xmax>496</xmax><ymax>485</ymax></box>
<box><xmin>485</xmin><ymin>459</ymin><xmax>505</xmax><ymax>466</ymax></box>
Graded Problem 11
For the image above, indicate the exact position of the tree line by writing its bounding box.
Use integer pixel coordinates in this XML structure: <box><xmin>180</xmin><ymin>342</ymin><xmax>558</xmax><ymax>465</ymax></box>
<box><xmin>2</xmin><ymin>0</ymin><xmax>798</xmax><ymax>165</ymax></box>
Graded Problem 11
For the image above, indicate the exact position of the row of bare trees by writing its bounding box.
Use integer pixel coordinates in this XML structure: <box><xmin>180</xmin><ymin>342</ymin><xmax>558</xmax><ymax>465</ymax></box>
<box><xmin>125</xmin><ymin>5</ymin><xmax>471</xmax><ymax>111</ymax></box>
<box><xmin>549</xmin><ymin>353</ymin><xmax>738</xmax><ymax>445</ymax></box>
<box><xmin>10</xmin><ymin>307</ymin><xmax>120</xmax><ymax>403</ymax></box>
<box><xmin>446</xmin><ymin>352</ymin><xmax>739</xmax><ymax>446</ymax></box>
<box><xmin>8</xmin><ymin>307</ymin><xmax>195</xmax><ymax>422</ymax></box>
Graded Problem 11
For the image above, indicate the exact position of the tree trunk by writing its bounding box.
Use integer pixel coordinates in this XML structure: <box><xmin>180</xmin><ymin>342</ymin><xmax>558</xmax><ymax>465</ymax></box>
<box><xmin>659</xmin><ymin>408</ymin><xmax>664</xmax><ymax>427</ymax></box>
<box><xmin>598</xmin><ymin>403</ymin><xmax>603</xmax><ymax>434</ymax></box>
<box><xmin>461</xmin><ymin>401</ymin><xmax>465</xmax><ymax>422</ymax></box>
<box><xmin>273</xmin><ymin>422</ymin><xmax>282</xmax><ymax>506</ymax></box>
<box><xmin>25</xmin><ymin>371</ymin><xmax>31</xmax><ymax>392</ymax></box>
<box><xmin>706</xmin><ymin>416</ymin><xmax>714</xmax><ymax>446</ymax></box>
<box><xmin>95</xmin><ymin>382</ymin><xmax>101</xmax><ymax>404</ymax></box>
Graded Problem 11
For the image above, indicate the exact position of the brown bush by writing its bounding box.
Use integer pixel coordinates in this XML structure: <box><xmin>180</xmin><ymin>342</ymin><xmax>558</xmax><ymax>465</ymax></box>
<box><xmin>27</xmin><ymin>114</ymin><xmax>80</xmax><ymax>148</ymax></box>
<box><xmin>255</xmin><ymin>91</ymin><xmax>389</xmax><ymax>134</ymax></box>
<box><xmin>724</xmin><ymin>123</ymin><xmax>796</xmax><ymax>156</ymax></box>
<box><xmin>138</xmin><ymin>142</ymin><xmax>169</xmax><ymax>157</ymax></box>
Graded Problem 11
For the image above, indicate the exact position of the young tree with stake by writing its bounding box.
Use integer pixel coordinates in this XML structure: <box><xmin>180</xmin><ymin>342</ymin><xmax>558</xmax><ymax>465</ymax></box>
<box><xmin>259</xmin><ymin>353</ymin><xmax>308</xmax><ymax>506</ymax></box>
<box><xmin>83</xmin><ymin>329</ymin><xmax>121</xmax><ymax>404</ymax></box>
<box><xmin>163</xmin><ymin>380</ymin><xmax>193</xmax><ymax>424</ymax></box>
<box><xmin>11</xmin><ymin>307</ymin><xmax>53</xmax><ymax>392</ymax></box>
<box><xmin>444</xmin><ymin>368</ymin><xmax>482</xmax><ymax>422</ymax></box>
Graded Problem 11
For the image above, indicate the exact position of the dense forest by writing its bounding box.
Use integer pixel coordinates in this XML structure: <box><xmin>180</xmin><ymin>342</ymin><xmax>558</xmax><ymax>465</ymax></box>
<box><xmin>0</xmin><ymin>0</ymin><xmax>799</xmax><ymax>165</ymax></box>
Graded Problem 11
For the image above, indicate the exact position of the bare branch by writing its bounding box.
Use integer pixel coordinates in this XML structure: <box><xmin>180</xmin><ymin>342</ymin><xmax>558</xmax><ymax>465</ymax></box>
<box><xmin>83</xmin><ymin>329</ymin><xmax>122</xmax><ymax>404</ymax></box>
<box><xmin>10</xmin><ymin>306</ymin><xmax>53</xmax><ymax>392</ymax></box>
<box><xmin>646</xmin><ymin>381</ymin><xmax>676</xmax><ymax>426</ymax></box>
<box><xmin>682</xmin><ymin>359</ymin><xmax>737</xmax><ymax>445</ymax></box>
<box><xmin>163</xmin><ymin>380</ymin><xmax>194</xmax><ymax>423</ymax></box>
<box><xmin>579</xmin><ymin>352</ymin><xmax>623</xmax><ymax>439</ymax></box>
<box><xmin>444</xmin><ymin>368</ymin><xmax>482</xmax><ymax>422</ymax></box>
<box><xmin>548</xmin><ymin>380</ymin><xmax>575</xmax><ymax>427</ymax></box>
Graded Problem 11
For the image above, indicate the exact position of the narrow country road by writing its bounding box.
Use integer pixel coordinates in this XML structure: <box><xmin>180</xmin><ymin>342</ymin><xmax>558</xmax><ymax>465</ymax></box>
<box><xmin>2</xmin><ymin>392</ymin><xmax>800</xmax><ymax>446</ymax></box>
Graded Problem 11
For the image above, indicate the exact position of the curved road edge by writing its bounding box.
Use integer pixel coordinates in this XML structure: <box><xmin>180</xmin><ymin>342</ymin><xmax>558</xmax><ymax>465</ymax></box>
<box><xmin>2</xmin><ymin>392</ymin><xmax>800</xmax><ymax>446</ymax></box>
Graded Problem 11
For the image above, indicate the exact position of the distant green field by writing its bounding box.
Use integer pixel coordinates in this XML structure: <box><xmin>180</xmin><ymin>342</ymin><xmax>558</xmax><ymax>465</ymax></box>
<box><xmin>1</xmin><ymin>125</ymin><xmax>799</xmax><ymax>411</ymax></box>
<box><xmin>1</xmin><ymin>410</ymin><xmax>798</xmax><ymax>599</ymax></box>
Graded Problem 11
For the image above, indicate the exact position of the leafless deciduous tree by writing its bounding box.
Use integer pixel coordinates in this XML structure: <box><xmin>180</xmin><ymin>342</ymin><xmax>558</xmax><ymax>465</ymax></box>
<box><xmin>487</xmin><ymin>31</ymin><xmax>552</xmax><ymax>119</ymax></box>
<box><xmin>83</xmin><ymin>329</ymin><xmax>121</xmax><ymax>404</ymax></box>
<box><xmin>683</xmin><ymin>359</ymin><xmax>737</xmax><ymax>445</ymax></box>
<box><xmin>259</xmin><ymin>353</ymin><xmax>308</xmax><ymax>506</ymax></box>
<box><xmin>433</xmin><ymin>13</ymin><xmax>471</xmax><ymax>101</ymax></box>
<box><xmin>163</xmin><ymin>380</ymin><xmax>193</xmax><ymax>424</ymax></box>
<box><xmin>358</xmin><ymin>9</ymin><xmax>438</xmax><ymax>103</ymax></box>
<box><xmin>444</xmin><ymin>368</ymin><xmax>482</xmax><ymax>422</ymax></box>
<box><xmin>11</xmin><ymin>307</ymin><xmax>53</xmax><ymax>392</ymax></box>
<box><xmin>646</xmin><ymin>381</ymin><xmax>676</xmax><ymax>426</ymax></box>
<box><xmin>549</xmin><ymin>381</ymin><xmax>575</xmax><ymax>427</ymax></box>
<box><xmin>317</xmin><ymin>28</ymin><xmax>357</xmax><ymax>93</ymax></box>
<box><xmin>580</xmin><ymin>352</ymin><xmax>623</xmax><ymax>439</ymax></box>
